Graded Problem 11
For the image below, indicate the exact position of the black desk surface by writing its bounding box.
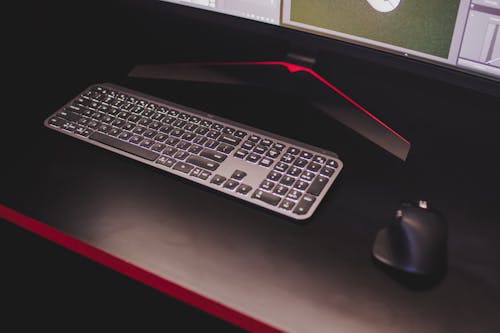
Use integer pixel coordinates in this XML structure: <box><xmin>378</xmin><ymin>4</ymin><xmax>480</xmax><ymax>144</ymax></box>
<box><xmin>3</xmin><ymin>0</ymin><xmax>500</xmax><ymax>331</ymax></box>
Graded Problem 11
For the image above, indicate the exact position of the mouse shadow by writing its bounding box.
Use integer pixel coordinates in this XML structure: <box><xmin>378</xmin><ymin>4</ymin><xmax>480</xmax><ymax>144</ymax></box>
<box><xmin>372</xmin><ymin>257</ymin><xmax>448</xmax><ymax>291</ymax></box>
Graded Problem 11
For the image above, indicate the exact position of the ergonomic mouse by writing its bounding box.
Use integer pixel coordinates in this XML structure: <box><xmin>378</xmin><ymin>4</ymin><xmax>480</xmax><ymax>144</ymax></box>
<box><xmin>372</xmin><ymin>201</ymin><xmax>447</xmax><ymax>276</ymax></box>
<box><xmin>366</xmin><ymin>0</ymin><xmax>401</xmax><ymax>13</ymax></box>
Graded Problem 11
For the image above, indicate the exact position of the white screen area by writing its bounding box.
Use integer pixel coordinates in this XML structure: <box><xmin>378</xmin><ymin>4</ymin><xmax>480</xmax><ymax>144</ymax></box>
<box><xmin>161</xmin><ymin>0</ymin><xmax>500</xmax><ymax>80</ymax></box>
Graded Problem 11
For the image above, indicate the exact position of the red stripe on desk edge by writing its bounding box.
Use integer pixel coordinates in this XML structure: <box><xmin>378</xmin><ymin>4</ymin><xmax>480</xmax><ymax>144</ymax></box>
<box><xmin>0</xmin><ymin>204</ymin><xmax>282</xmax><ymax>333</ymax></box>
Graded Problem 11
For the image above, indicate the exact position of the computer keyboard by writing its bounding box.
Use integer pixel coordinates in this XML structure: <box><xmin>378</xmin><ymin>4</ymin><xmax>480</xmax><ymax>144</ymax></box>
<box><xmin>44</xmin><ymin>83</ymin><xmax>343</xmax><ymax>220</ymax></box>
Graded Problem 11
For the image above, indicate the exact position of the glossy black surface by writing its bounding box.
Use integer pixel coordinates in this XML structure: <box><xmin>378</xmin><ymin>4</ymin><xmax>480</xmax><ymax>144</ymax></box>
<box><xmin>3</xmin><ymin>0</ymin><xmax>500</xmax><ymax>331</ymax></box>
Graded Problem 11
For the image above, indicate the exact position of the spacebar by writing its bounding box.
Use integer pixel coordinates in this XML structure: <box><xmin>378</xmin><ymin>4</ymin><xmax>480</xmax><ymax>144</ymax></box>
<box><xmin>89</xmin><ymin>132</ymin><xmax>160</xmax><ymax>161</ymax></box>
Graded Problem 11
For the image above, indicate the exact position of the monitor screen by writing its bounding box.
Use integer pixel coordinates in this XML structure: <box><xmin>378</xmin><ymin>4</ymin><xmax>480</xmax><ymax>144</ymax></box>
<box><xmin>160</xmin><ymin>0</ymin><xmax>500</xmax><ymax>81</ymax></box>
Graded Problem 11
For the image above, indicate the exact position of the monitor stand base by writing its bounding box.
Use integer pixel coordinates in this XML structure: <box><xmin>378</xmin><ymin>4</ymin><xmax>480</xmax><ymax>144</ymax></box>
<box><xmin>128</xmin><ymin>61</ymin><xmax>411</xmax><ymax>161</ymax></box>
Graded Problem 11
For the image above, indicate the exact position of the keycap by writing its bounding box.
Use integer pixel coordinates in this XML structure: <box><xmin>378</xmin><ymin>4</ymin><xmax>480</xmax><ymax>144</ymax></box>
<box><xmin>90</xmin><ymin>132</ymin><xmax>159</xmax><ymax>161</ymax></box>
<box><xmin>231</xmin><ymin>170</ymin><xmax>247</xmax><ymax>180</ymax></box>
<box><xmin>219</xmin><ymin>134</ymin><xmax>241</xmax><ymax>146</ymax></box>
<box><xmin>156</xmin><ymin>156</ymin><xmax>177</xmax><ymax>168</ymax></box>
<box><xmin>223</xmin><ymin>179</ymin><xmax>239</xmax><ymax>190</ymax></box>
<box><xmin>186</xmin><ymin>155</ymin><xmax>220</xmax><ymax>171</ymax></box>
<box><xmin>307</xmin><ymin>176</ymin><xmax>329</xmax><ymax>196</ymax></box>
<box><xmin>294</xmin><ymin>194</ymin><xmax>316</xmax><ymax>215</ymax></box>
<box><xmin>236</xmin><ymin>184</ymin><xmax>252</xmax><ymax>195</ymax></box>
<box><xmin>211</xmin><ymin>174</ymin><xmax>226</xmax><ymax>185</ymax></box>
<box><xmin>173</xmin><ymin>162</ymin><xmax>194</xmax><ymax>174</ymax></box>
<box><xmin>200</xmin><ymin>149</ymin><xmax>227</xmax><ymax>162</ymax></box>
<box><xmin>252</xmin><ymin>190</ymin><xmax>281</xmax><ymax>206</ymax></box>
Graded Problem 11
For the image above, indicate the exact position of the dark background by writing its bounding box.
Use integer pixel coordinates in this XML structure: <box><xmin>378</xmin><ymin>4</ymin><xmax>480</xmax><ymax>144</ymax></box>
<box><xmin>3</xmin><ymin>0</ymin><xmax>499</xmax><ymax>331</ymax></box>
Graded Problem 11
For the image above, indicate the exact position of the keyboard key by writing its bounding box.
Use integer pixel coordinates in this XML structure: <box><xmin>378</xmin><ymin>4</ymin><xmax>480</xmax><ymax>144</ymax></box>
<box><xmin>267</xmin><ymin>171</ymin><xmax>282</xmax><ymax>181</ymax></box>
<box><xmin>266</xmin><ymin>149</ymin><xmax>280</xmax><ymax>158</ymax></box>
<box><xmin>260</xmin><ymin>139</ymin><xmax>273</xmax><ymax>146</ymax></box>
<box><xmin>129</xmin><ymin>135</ymin><xmax>143</xmax><ymax>144</ymax></box>
<box><xmin>307</xmin><ymin>176</ymin><xmax>329</xmax><ymax>196</ymax></box>
<box><xmin>259</xmin><ymin>158</ymin><xmax>274</xmax><ymax>167</ymax></box>
<box><xmin>327</xmin><ymin>159</ymin><xmax>339</xmax><ymax>168</ymax></box>
<box><xmin>199</xmin><ymin>120</ymin><xmax>212</xmax><ymax>127</ymax></box>
<box><xmin>307</xmin><ymin>162</ymin><xmax>322</xmax><ymax>172</ymax></box>
<box><xmin>156</xmin><ymin>156</ymin><xmax>176</xmax><ymax>168</ymax></box>
<box><xmin>313</xmin><ymin>155</ymin><xmax>327</xmax><ymax>164</ymax></box>
<box><xmin>294</xmin><ymin>180</ymin><xmax>309</xmax><ymax>191</ymax></box>
<box><xmin>231</xmin><ymin>170</ymin><xmax>247</xmax><ymax>180</ymax></box>
<box><xmin>186</xmin><ymin>155</ymin><xmax>220</xmax><ymax>171</ymax></box>
<box><xmin>199</xmin><ymin>170</ymin><xmax>212</xmax><ymax>180</ymax></box>
<box><xmin>176</xmin><ymin>141</ymin><xmax>191</xmax><ymax>150</ymax></box>
<box><xmin>246</xmin><ymin>153</ymin><xmax>260</xmax><ymax>163</ymax></box>
<box><xmin>173</xmin><ymin>162</ymin><xmax>194</xmax><ymax>174</ymax></box>
<box><xmin>219</xmin><ymin>134</ymin><xmax>241</xmax><ymax>146</ymax></box>
<box><xmin>260</xmin><ymin>180</ymin><xmax>275</xmax><ymax>191</ymax></box>
<box><xmin>211</xmin><ymin>174</ymin><xmax>226</xmax><ymax>185</ymax></box>
<box><xmin>287</xmin><ymin>189</ymin><xmax>303</xmax><ymax>201</ymax></box>
<box><xmin>188</xmin><ymin>145</ymin><xmax>203</xmax><ymax>154</ymax></box>
<box><xmin>274</xmin><ymin>185</ymin><xmax>289</xmax><ymax>196</ymax></box>
<box><xmin>279</xmin><ymin>199</ymin><xmax>295</xmax><ymax>211</ymax></box>
<box><xmin>171</xmin><ymin>129</ymin><xmax>184</xmax><ymax>137</ymax></box>
<box><xmin>294</xmin><ymin>158</ymin><xmax>308</xmax><ymax>168</ymax></box>
<box><xmin>140</xmin><ymin>139</ymin><xmax>154</xmax><ymax>148</ymax></box>
<box><xmin>274</xmin><ymin>162</ymin><xmax>288</xmax><ymax>172</ymax></box>
<box><xmin>90</xmin><ymin>132</ymin><xmax>159</xmax><ymax>161</ymax></box>
<box><xmin>174</xmin><ymin>151</ymin><xmax>190</xmax><ymax>160</ymax></box>
<box><xmin>222</xmin><ymin>127</ymin><xmax>235</xmax><ymax>135</ymax></box>
<box><xmin>300</xmin><ymin>151</ymin><xmax>313</xmax><ymax>159</ymax></box>
<box><xmin>211</xmin><ymin>123</ymin><xmax>224</xmax><ymax>131</ymax></box>
<box><xmin>155</xmin><ymin>133</ymin><xmax>168</xmax><ymax>142</ymax></box>
<box><xmin>193</xmin><ymin>135</ymin><xmax>208</xmax><ymax>145</ymax></box>
<box><xmin>234</xmin><ymin>130</ymin><xmax>247</xmax><ymax>138</ymax></box>
<box><xmin>162</xmin><ymin>146</ymin><xmax>178</xmax><ymax>156</ymax></box>
<box><xmin>223</xmin><ymin>179</ymin><xmax>239</xmax><ymax>190</ymax></box>
<box><xmin>118</xmin><ymin>132</ymin><xmax>132</xmax><ymax>140</ymax></box>
<box><xmin>294</xmin><ymin>194</ymin><xmax>316</xmax><ymax>215</ymax></box>
<box><xmin>320</xmin><ymin>166</ymin><xmax>335</xmax><ymax>177</ymax></box>
<box><xmin>281</xmin><ymin>154</ymin><xmax>295</xmax><ymax>164</ymax></box>
<box><xmin>248</xmin><ymin>135</ymin><xmax>260</xmax><ymax>143</ymax></box>
<box><xmin>300</xmin><ymin>171</ymin><xmax>316</xmax><ymax>181</ymax></box>
<box><xmin>47</xmin><ymin>117</ymin><xmax>66</xmax><ymax>127</ymax></box>
<box><xmin>280</xmin><ymin>175</ymin><xmax>296</xmax><ymax>186</ymax></box>
<box><xmin>149</xmin><ymin>121</ymin><xmax>162</xmax><ymax>130</ymax></box>
<box><xmin>206</xmin><ymin>130</ymin><xmax>220</xmax><ymax>139</ymax></box>
<box><xmin>273</xmin><ymin>143</ymin><xmax>285</xmax><ymax>150</ymax></box>
<box><xmin>204</xmin><ymin>140</ymin><xmax>219</xmax><ymax>149</ymax></box>
<box><xmin>57</xmin><ymin>109</ymin><xmax>81</xmax><ymax>122</ymax></box>
<box><xmin>287</xmin><ymin>147</ymin><xmax>300</xmax><ymax>155</ymax></box>
<box><xmin>254</xmin><ymin>145</ymin><xmax>267</xmax><ymax>154</ymax></box>
<box><xmin>217</xmin><ymin>143</ymin><xmax>234</xmax><ymax>154</ymax></box>
<box><xmin>166</xmin><ymin>137</ymin><xmax>180</xmax><ymax>146</ymax></box>
<box><xmin>143</xmin><ymin>129</ymin><xmax>157</xmax><ymax>138</ymax></box>
<box><xmin>132</xmin><ymin>126</ymin><xmax>146</xmax><ymax>134</ymax></box>
<box><xmin>234</xmin><ymin>149</ymin><xmax>248</xmax><ymax>159</ymax></box>
<box><xmin>287</xmin><ymin>166</ymin><xmax>302</xmax><ymax>177</ymax></box>
<box><xmin>252</xmin><ymin>190</ymin><xmax>281</xmax><ymax>206</ymax></box>
<box><xmin>236</xmin><ymin>184</ymin><xmax>252</xmax><ymax>195</ymax></box>
<box><xmin>200</xmin><ymin>149</ymin><xmax>227</xmax><ymax>162</ymax></box>
<box><xmin>151</xmin><ymin>143</ymin><xmax>166</xmax><ymax>152</ymax></box>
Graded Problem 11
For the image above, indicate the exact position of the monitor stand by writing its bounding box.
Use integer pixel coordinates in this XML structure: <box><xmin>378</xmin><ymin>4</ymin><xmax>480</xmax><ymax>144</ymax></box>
<box><xmin>128</xmin><ymin>53</ymin><xmax>411</xmax><ymax>161</ymax></box>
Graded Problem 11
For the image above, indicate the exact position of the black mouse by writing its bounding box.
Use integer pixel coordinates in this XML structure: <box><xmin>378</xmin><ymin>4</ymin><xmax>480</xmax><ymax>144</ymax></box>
<box><xmin>372</xmin><ymin>201</ymin><xmax>447</xmax><ymax>276</ymax></box>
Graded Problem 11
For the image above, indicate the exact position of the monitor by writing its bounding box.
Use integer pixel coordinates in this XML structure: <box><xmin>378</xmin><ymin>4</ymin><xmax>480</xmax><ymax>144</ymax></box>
<box><xmin>159</xmin><ymin>0</ymin><xmax>499</xmax><ymax>90</ymax></box>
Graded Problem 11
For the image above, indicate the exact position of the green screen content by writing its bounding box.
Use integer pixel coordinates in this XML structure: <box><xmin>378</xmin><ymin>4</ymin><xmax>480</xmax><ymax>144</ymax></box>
<box><xmin>290</xmin><ymin>0</ymin><xmax>461</xmax><ymax>58</ymax></box>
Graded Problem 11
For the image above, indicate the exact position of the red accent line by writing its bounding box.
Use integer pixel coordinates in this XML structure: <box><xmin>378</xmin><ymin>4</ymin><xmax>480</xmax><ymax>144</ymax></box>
<box><xmin>196</xmin><ymin>61</ymin><xmax>410</xmax><ymax>145</ymax></box>
<box><xmin>0</xmin><ymin>204</ymin><xmax>282</xmax><ymax>333</ymax></box>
